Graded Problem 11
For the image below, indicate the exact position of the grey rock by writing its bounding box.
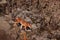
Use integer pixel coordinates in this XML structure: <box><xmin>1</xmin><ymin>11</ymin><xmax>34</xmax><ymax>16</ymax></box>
<box><xmin>0</xmin><ymin>17</ymin><xmax>10</xmax><ymax>31</ymax></box>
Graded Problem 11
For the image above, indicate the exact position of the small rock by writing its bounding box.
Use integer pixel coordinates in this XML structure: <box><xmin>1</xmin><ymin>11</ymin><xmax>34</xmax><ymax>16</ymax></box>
<box><xmin>32</xmin><ymin>24</ymin><xmax>37</xmax><ymax>29</ymax></box>
<box><xmin>25</xmin><ymin>17</ymin><xmax>32</xmax><ymax>23</ymax></box>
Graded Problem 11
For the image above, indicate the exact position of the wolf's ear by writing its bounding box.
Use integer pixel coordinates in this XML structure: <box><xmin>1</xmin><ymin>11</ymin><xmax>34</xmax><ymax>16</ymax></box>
<box><xmin>26</xmin><ymin>26</ymin><xmax>31</xmax><ymax>30</ymax></box>
<box><xmin>17</xmin><ymin>23</ymin><xmax>21</xmax><ymax>27</ymax></box>
<box><xmin>25</xmin><ymin>26</ymin><xmax>32</xmax><ymax>31</ymax></box>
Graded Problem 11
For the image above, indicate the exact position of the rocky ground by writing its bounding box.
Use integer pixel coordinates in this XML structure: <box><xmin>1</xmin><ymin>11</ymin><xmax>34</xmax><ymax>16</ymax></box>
<box><xmin>0</xmin><ymin>0</ymin><xmax>60</xmax><ymax>40</ymax></box>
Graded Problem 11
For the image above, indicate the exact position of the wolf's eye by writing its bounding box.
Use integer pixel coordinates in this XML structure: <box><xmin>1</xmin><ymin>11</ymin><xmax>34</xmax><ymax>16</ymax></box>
<box><xmin>17</xmin><ymin>23</ymin><xmax>21</xmax><ymax>27</ymax></box>
<box><xmin>26</xmin><ymin>26</ymin><xmax>31</xmax><ymax>30</ymax></box>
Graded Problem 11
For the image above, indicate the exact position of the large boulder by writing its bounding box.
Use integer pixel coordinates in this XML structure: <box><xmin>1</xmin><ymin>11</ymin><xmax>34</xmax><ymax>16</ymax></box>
<box><xmin>0</xmin><ymin>17</ymin><xmax>10</xmax><ymax>31</ymax></box>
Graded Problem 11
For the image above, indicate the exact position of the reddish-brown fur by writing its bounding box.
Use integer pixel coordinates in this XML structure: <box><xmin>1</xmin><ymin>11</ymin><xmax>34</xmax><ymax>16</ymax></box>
<box><xmin>14</xmin><ymin>17</ymin><xmax>31</xmax><ymax>30</ymax></box>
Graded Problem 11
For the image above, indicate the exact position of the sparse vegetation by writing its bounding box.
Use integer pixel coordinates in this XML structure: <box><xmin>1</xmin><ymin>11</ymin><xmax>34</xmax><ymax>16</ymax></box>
<box><xmin>0</xmin><ymin>0</ymin><xmax>60</xmax><ymax>40</ymax></box>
